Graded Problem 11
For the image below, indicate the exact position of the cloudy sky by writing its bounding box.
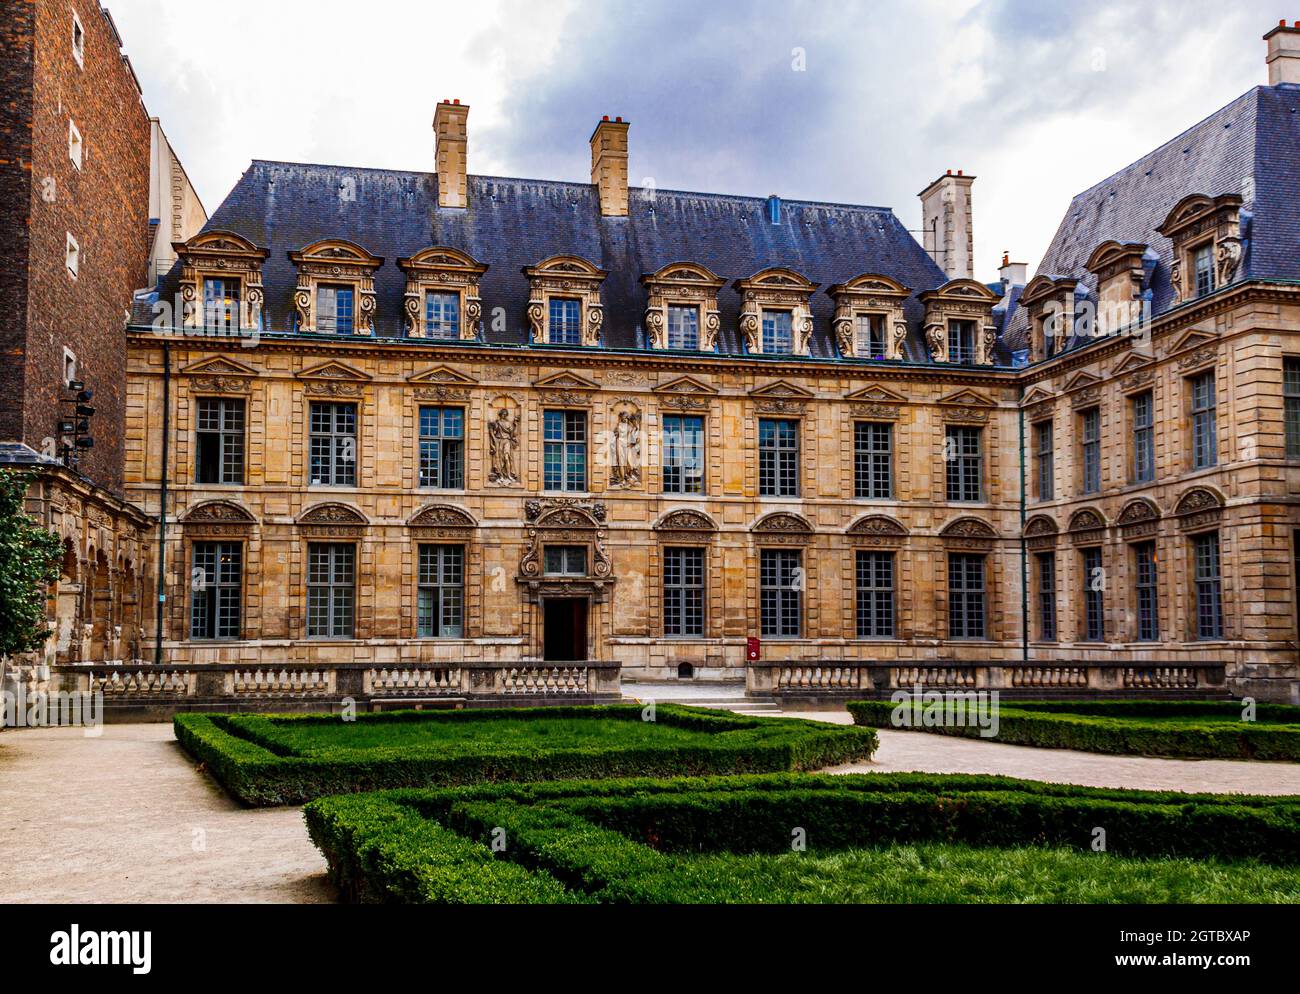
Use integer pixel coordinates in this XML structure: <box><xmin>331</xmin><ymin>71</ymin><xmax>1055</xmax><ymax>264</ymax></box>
<box><xmin>109</xmin><ymin>0</ymin><xmax>1291</xmax><ymax>280</ymax></box>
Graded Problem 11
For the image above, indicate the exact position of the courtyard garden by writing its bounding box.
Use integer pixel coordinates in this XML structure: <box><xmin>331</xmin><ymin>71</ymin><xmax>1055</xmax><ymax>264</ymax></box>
<box><xmin>304</xmin><ymin>773</ymin><xmax>1300</xmax><ymax>904</ymax></box>
<box><xmin>174</xmin><ymin>704</ymin><xmax>878</xmax><ymax>806</ymax></box>
<box><xmin>848</xmin><ymin>699</ymin><xmax>1300</xmax><ymax>761</ymax></box>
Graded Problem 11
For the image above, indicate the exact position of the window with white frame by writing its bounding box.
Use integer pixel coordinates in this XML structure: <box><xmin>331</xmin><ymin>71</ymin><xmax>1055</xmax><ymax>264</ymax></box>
<box><xmin>666</xmin><ymin>305</ymin><xmax>700</xmax><ymax>350</ymax></box>
<box><xmin>761</xmin><ymin>309</ymin><xmax>793</xmax><ymax>354</ymax></box>
<box><xmin>68</xmin><ymin>119</ymin><xmax>82</xmax><ymax>169</ymax></box>
<box><xmin>72</xmin><ymin>12</ymin><xmax>85</xmax><ymax>67</ymax></box>
<box><xmin>424</xmin><ymin>291</ymin><xmax>460</xmax><ymax>339</ymax></box>
<box><xmin>417</xmin><ymin>544</ymin><xmax>464</xmax><ymax>638</ymax></box>
<box><xmin>65</xmin><ymin>233</ymin><xmax>79</xmax><ymax>278</ymax></box>
<box><xmin>854</xmin><ymin>313</ymin><xmax>887</xmax><ymax>358</ymax></box>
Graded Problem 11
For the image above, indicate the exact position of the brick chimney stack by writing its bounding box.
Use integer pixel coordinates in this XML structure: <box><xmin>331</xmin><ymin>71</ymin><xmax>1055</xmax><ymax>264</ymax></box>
<box><xmin>590</xmin><ymin>116</ymin><xmax>630</xmax><ymax>217</ymax></box>
<box><xmin>1265</xmin><ymin>21</ymin><xmax>1300</xmax><ymax>85</ymax></box>
<box><xmin>919</xmin><ymin>169</ymin><xmax>976</xmax><ymax>280</ymax></box>
<box><xmin>434</xmin><ymin>99</ymin><xmax>469</xmax><ymax>209</ymax></box>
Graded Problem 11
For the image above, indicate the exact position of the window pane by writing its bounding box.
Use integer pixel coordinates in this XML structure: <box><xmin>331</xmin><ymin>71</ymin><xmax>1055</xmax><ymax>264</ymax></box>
<box><xmin>549</xmin><ymin>298</ymin><xmax>582</xmax><ymax>345</ymax></box>
<box><xmin>760</xmin><ymin>549</ymin><xmax>802</xmax><ymax>637</ymax></box>
<box><xmin>759</xmin><ymin>418</ymin><xmax>799</xmax><ymax>497</ymax></box>
<box><xmin>666</xmin><ymin>305</ymin><xmax>699</xmax><ymax>350</ymax></box>
<box><xmin>664</xmin><ymin>547</ymin><xmax>705</xmax><ymax>636</ymax></box>
<box><xmin>761</xmin><ymin>310</ymin><xmax>793</xmax><ymax>354</ymax></box>
<box><xmin>425</xmin><ymin>292</ymin><xmax>461</xmax><ymax>339</ymax></box>
<box><xmin>855</xmin><ymin>551</ymin><xmax>895</xmax><ymax>637</ymax></box>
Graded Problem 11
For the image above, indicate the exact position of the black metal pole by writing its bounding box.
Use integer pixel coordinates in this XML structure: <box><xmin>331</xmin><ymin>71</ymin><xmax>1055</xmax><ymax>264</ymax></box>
<box><xmin>1018</xmin><ymin>396</ymin><xmax>1029</xmax><ymax>665</ymax></box>
<box><xmin>154</xmin><ymin>341</ymin><xmax>171</xmax><ymax>666</ymax></box>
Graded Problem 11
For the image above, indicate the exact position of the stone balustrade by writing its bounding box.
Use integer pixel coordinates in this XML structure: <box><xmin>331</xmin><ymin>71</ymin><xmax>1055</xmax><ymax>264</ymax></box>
<box><xmin>748</xmin><ymin>659</ymin><xmax>1229</xmax><ymax>704</ymax></box>
<box><xmin>54</xmin><ymin>659</ymin><xmax>621</xmax><ymax>721</ymax></box>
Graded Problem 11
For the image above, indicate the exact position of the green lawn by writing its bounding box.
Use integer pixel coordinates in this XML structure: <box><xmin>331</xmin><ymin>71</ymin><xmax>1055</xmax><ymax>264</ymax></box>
<box><xmin>848</xmin><ymin>699</ymin><xmax>1300</xmax><ymax>761</ymax></box>
<box><xmin>304</xmin><ymin>773</ymin><xmax>1300</xmax><ymax>904</ymax></box>
<box><xmin>173</xmin><ymin>705</ymin><xmax>878</xmax><ymax>806</ymax></box>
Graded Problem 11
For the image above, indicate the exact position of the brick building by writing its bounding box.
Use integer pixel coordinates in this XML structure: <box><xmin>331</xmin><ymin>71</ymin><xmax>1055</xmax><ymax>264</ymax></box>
<box><xmin>107</xmin><ymin>25</ymin><xmax>1300</xmax><ymax>704</ymax></box>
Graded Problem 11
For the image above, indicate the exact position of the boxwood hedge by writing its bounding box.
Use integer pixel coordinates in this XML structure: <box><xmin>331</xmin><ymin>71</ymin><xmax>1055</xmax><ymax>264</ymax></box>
<box><xmin>174</xmin><ymin>704</ymin><xmax>878</xmax><ymax>806</ymax></box>
<box><xmin>847</xmin><ymin>699</ymin><xmax>1300</xmax><ymax>761</ymax></box>
<box><xmin>303</xmin><ymin>773</ymin><xmax>1300</xmax><ymax>903</ymax></box>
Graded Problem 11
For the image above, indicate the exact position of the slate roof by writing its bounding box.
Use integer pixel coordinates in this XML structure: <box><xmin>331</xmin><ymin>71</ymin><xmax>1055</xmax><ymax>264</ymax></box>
<box><xmin>1005</xmin><ymin>83</ymin><xmax>1300</xmax><ymax>354</ymax></box>
<box><xmin>151</xmin><ymin>163</ymin><xmax>957</xmax><ymax>361</ymax></box>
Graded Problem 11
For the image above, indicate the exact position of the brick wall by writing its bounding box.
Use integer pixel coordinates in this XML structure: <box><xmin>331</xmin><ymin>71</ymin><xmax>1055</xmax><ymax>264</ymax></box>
<box><xmin>17</xmin><ymin>0</ymin><xmax>149</xmax><ymax>489</ymax></box>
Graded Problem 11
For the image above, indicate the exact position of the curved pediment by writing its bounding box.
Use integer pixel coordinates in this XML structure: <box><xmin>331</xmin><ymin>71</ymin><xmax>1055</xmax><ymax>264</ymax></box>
<box><xmin>525</xmin><ymin>254</ymin><xmax>607</xmax><ymax>279</ymax></box>
<box><xmin>940</xmin><ymin>516</ymin><xmax>998</xmax><ymax>539</ymax></box>
<box><xmin>826</xmin><ymin>273</ymin><xmax>913</xmax><ymax>298</ymax></box>
<box><xmin>1085</xmin><ymin>240</ymin><xmax>1149</xmax><ymax>275</ymax></box>
<box><xmin>654</xmin><ymin>509</ymin><xmax>718</xmax><ymax>532</ymax></box>
<box><xmin>752</xmin><ymin>512</ymin><xmax>814</xmax><ymax>534</ymax></box>
<box><xmin>1175</xmin><ymin>486</ymin><xmax>1224</xmax><ymax>517</ymax></box>
<box><xmin>1069</xmin><ymin>508</ymin><xmax>1107</xmax><ymax>533</ymax></box>
<box><xmin>642</xmin><ymin>261</ymin><xmax>726</xmax><ymax>287</ymax></box>
<box><xmin>733</xmin><ymin>267</ymin><xmax>818</xmax><ymax>293</ymax></box>
<box><xmin>920</xmin><ymin>278</ymin><xmax>1001</xmax><ymax>304</ymax></box>
<box><xmin>1157</xmin><ymin>193</ymin><xmax>1243</xmax><ymax>239</ymax></box>
<box><xmin>400</xmin><ymin>245</ymin><xmax>488</xmax><ymax>272</ymax></box>
<box><xmin>847</xmin><ymin>515</ymin><xmax>907</xmax><ymax>537</ymax></box>
<box><xmin>1023</xmin><ymin>514</ymin><xmax>1059</xmax><ymax>538</ymax></box>
<box><xmin>409</xmin><ymin>504</ymin><xmax>477</xmax><ymax>529</ymax></box>
<box><xmin>289</xmin><ymin>238</ymin><xmax>384</xmax><ymax>267</ymax></box>
<box><xmin>183</xmin><ymin>500</ymin><xmax>257</xmax><ymax>524</ymax></box>
<box><xmin>298</xmin><ymin>502</ymin><xmax>368</xmax><ymax>526</ymax></box>
<box><xmin>179</xmin><ymin>229</ymin><xmax>266</xmax><ymax>256</ymax></box>
<box><xmin>1117</xmin><ymin>498</ymin><xmax>1161</xmax><ymax>526</ymax></box>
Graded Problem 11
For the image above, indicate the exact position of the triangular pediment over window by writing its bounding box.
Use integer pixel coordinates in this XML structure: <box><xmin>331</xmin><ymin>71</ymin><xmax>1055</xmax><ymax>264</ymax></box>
<box><xmin>179</xmin><ymin>355</ymin><xmax>259</xmax><ymax>377</ymax></box>
<box><xmin>1111</xmin><ymin>351</ymin><xmax>1155</xmax><ymax>376</ymax></box>
<box><xmin>1020</xmin><ymin>385</ymin><xmax>1056</xmax><ymax>407</ymax></box>
<box><xmin>1165</xmin><ymin>328</ymin><xmax>1218</xmax><ymax>357</ymax></box>
<box><xmin>654</xmin><ymin>375</ymin><xmax>718</xmax><ymax>395</ymax></box>
<box><xmin>533</xmin><ymin>371</ymin><xmax>600</xmax><ymax>391</ymax></box>
<box><xmin>749</xmin><ymin>380</ymin><xmax>815</xmax><ymax>399</ymax></box>
<box><xmin>936</xmin><ymin>388</ymin><xmax>995</xmax><ymax>408</ymax></box>
<box><xmin>408</xmin><ymin>365</ymin><xmax>478</xmax><ymax>385</ymax></box>
<box><xmin>1062</xmin><ymin>370</ymin><xmax>1102</xmax><ymax>392</ymax></box>
<box><xmin>297</xmin><ymin>360</ymin><xmax>370</xmax><ymax>381</ymax></box>
<box><xmin>845</xmin><ymin>383</ymin><xmax>907</xmax><ymax>403</ymax></box>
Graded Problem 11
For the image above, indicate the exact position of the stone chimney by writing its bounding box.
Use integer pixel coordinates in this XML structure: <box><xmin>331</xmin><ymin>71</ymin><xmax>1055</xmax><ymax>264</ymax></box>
<box><xmin>434</xmin><ymin>99</ymin><xmax>469</xmax><ymax>209</ymax></box>
<box><xmin>998</xmin><ymin>252</ymin><xmax>1027</xmax><ymax>291</ymax></box>
<box><xmin>590</xmin><ymin>116</ymin><xmax>630</xmax><ymax>217</ymax></box>
<box><xmin>1266</xmin><ymin>21</ymin><xmax>1300</xmax><ymax>85</ymax></box>
<box><xmin>919</xmin><ymin>170</ymin><xmax>975</xmax><ymax>280</ymax></box>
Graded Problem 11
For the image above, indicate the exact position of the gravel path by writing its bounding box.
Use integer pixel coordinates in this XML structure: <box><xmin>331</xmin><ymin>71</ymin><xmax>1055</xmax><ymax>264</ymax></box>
<box><xmin>1</xmin><ymin>712</ymin><xmax>1296</xmax><ymax>904</ymax></box>
<box><xmin>0</xmin><ymin>724</ymin><xmax>333</xmax><ymax>904</ymax></box>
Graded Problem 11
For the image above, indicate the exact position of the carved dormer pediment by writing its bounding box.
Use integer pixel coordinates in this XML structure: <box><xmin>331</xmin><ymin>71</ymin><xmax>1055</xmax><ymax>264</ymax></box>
<box><xmin>397</xmin><ymin>246</ymin><xmax>489</xmax><ymax>341</ymax></box>
<box><xmin>918</xmin><ymin>279</ymin><xmax>1000</xmax><ymax>365</ymax></box>
<box><xmin>1157</xmin><ymin>194</ymin><xmax>1244</xmax><ymax>304</ymax></box>
<box><xmin>288</xmin><ymin>239</ymin><xmax>384</xmax><ymax>336</ymax></box>
<box><xmin>524</xmin><ymin>255</ymin><xmax>607</xmax><ymax>347</ymax></box>
<box><xmin>733</xmin><ymin>268</ymin><xmax>818</xmax><ymax>357</ymax></box>
<box><xmin>174</xmin><ymin>230</ymin><xmax>269</xmax><ymax>332</ymax></box>
<box><xmin>641</xmin><ymin>262</ymin><xmax>726</xmax><ymax>352</ymax></box>
<box><xmin>826</xmin><ymin>273</ymin><xmax>912</xmax><ymax>360</ymax></box>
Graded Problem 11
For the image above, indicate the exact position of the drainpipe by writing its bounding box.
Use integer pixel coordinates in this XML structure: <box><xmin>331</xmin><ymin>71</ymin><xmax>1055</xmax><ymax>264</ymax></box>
<box><xmin>1018</xmin><ymin>392</ymin><xmax>1029</xmax><ymax>665</ymax></box>
<box><xmin>154</xmin><ymin>340</ymin><xmax>171</xmax><ymax>666</ymax></box>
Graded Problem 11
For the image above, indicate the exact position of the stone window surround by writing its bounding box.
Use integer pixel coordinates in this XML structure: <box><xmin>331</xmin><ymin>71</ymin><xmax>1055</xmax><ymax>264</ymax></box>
<box><xmin>827</xmin><ymin>273</ymin><xmax>912</xmax><ymax>360</ymax></box>
<box><xmin>174</xmin><ymin>230</ymin><xmax>269</xmax><ymax>331</ymax></box>
<box><xmin>733</xmin><ymin>268</ymin><xmax>818</xmax><ymax>357</ymax></box>
<box><xmin>1156</xmin><ymin>193</ymin><xmax>1244</xmax><ymax>306</ymax></box>
<box><xmin>397</xmin><ymin>246</ymin><xmax>488</xmax><ymax>341</ymax></box>
<box><xmin>289</xmin><ymin>239</ymin><xmax>383</xmax><ymax>336</ymax></box>
<box><xmin>918</xmin><ymin>279</ymin><xmax>1000</xmax><ymax>365</ymax></box>
<box><xmin>1018</xmin><ymin>274</ymin><xmax>1079</xmax><ymax>363</ymax></box>
<box><xmin>524</xmin><ymin>255</ymin><xmax>607</xmax><ymax>347</ymax></box>
<box><xmin>640</xmin><ymin>262</ymin><xmax>726</xmax><ymax>352</ymax></box>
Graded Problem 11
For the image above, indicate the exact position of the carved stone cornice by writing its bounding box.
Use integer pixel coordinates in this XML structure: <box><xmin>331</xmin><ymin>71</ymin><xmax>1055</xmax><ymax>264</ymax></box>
<box><xmin>939</xmin><ymin>516</ymin><xmax>997</xmax><ymax>550</ymax></box>
<box><xmin>1175</xmin><ymin>486</ymin><xmax>1224</xmax><ymax>532</ymax></box>
<box><xmin>1068</xmin><ymin>508</ymin><xmax>1107</xmax><ymax>546</ymax></box>
<box><xmin>847</xmin><ymin>515</ymin><xmax>907</xmax><ymax>547</ymax></box>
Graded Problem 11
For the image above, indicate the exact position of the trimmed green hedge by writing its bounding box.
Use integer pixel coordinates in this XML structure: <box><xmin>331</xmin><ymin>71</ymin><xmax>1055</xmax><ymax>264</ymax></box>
<box><xmin>303</xmin><ymin>773</ymin><xmax>1300</xmax><ymax>903</ymax></box>
<box><xmin>175</xmin><ymin>704</ymin><xmax>878</xmax><ymax>806</ymax></box>
<box><xmin>847</xmin><ymin>699</ymin><xmax>1300</xmax><ymax>761</ymax></box>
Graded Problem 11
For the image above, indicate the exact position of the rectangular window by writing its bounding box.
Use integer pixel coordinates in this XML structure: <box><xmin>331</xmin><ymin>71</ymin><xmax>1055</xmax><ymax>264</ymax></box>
<box><xmin>1080</xmin><ymin>408</ymin><xmax>1101</xmax><ymax>494</ymax></box>
<box><xmin>1134</xmin><ymin>541</ymin><xmax>1159</xmax><ymax>642</ymax></box>
<box><xmin>195</xmin><ymin>397</ymin><xmax>245</xmax><ymax>485</ymax></box>
<box><xmin>854</xmin><ymin>314</ymin><xmax>887</xmax><ymax>358</ymax></box>
<box><xmin>544</xmin><ymin>545</ymin><xmax>587</xmax><ymax>576</ymax></box>
<box><xmin>203</xmin><ymin>277</ymin><xmax>239</xmax><ymax>329</ymax></box>
<box><xmin>424</xmin><ymin>291</ymin><xmax>461</xmax><ymax>339</ymax></box>
<box><xmin>855</xmin><ymin>551</ymin><xmax>895</xmax><ymax>638</ymax></box>
<box><xmin>947</xmin><ymin>553</ymin><xmax>986</xmax><ymax>639</ymax></box>
<box><xmin>306</xmin><ymin>543</ymin><xmax>354</xmax><ymax>639</ymax></box>
<box><xmin>853</xmin><ymin>422</ymin><xmax>893</xmax><ymax>499</ymax></box>
<box><xmin>417</xmin><ymin>544</ymin><xmax>463</xmax><ymax>638</ymax></box>
<box><xmin>1036</xmin><ymin>551</ymin><xmax>1057</xmax><ymax>642</ymax></box>
<box><xmin>663</xmin><ymin>547</ymin><xmax>705</xmax><ymax>637</ymax></box>
<box><xmin>760</xmin><ymin>549</ymin><xmax>802</xmax><ymax>637</ymax></box>
<box><xmin>758</xmin><ymin>418</ymin><xmax>800</xmax><ymax>497</ymax></box>
<box><xmin>1132</xmin><ymin>391</ymin><xmax>1155</xmax><ymax>483</ymax></box>
<box><xmin>68</xmin><ymin>119</ymin><xmax>82</xmax><ymax>169</ymax></box>
<box><xmin>662</xmin><ymin>414</ymin><xmax>704</xmax><ymax>495</ymax></box>
<box><xmin>72</xmin><ymin>12</ymin><xmax>84</xmax><ymax>66</ymax></box>
<box><xmin>1190</xmin><ymin>371</ymin><xmax>1217</xmax><ymax>469</ymax></box>
<box><xmin>66</xmin><ymin>232</ymin><xmax>79</xmax><ymax>279</ymax></box>
<box><xmin>543</xmin><ymin>410</ymin><xmax>587</xmax><ymax>491</ymax></box>
<box><xmin>1082</xmin><ymin>547</ymin><xmax>1104</xmax><ymax>642</ymax></box>
<box><xmin>316</xmin><ymin>284</ymin><xmax>354</xmax><ymax>334</ymax></box>
<box><xmin>948</xmin><ymin>320</ymin><xmax>976</xmax><ymax>365</ymax></box>
<box><xmin>548</xmin><ymin>297</ymin><xmax>582</xmax><ymax>345</ymax></box>
<box><xmin>1285</xmin><ymin>358</ymin><xmax>1300</xmax><ymax>459</ymax></box>
<box><xmin>945</xmin><ymin>425</ymin><xmax>983</xmax><ymax>502</ymax></box>
<box><xmin>1193</xmin><ymin>243</ymin><xmax>1215</xmax><ymax>298</ymax></box>
<box><xmin>1194</xmin><ymin>532</ymin><xmax>1224</xmax><ymax>640</ymax></box>
<box><xmin>190</xmin><ymin>542</ymin><xmax>241</xmax><ymax>640</ymax></box>
<box><xmin>418</xmin><ymin>406</ymin><xmax>464</xmax><ymax>489</ymax></box>
<box><xmin>309</xmin><ymin>402</ymin><xmax>357</xmax><ymax>486</ymax></box>
<box><xmin>761</xmin><ymin>309</ymin><xmax>793</xmax><ymax>354</ymax></box>
<box><xmin>666</xmin><ymin>305</ymin><xmax>699</xmax><ymax>350</ymax></box>
<box><xmin>1034</xmin><ymin>421</ymin><xmax>1054</xmax><ymax>501</ymax></box>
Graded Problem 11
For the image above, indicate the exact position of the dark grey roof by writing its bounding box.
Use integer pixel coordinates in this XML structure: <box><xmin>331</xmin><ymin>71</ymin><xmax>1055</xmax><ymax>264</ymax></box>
<box><xmin>1006</xmin><ymin>83</ymin><xmax>1300</xmax><ymax>354</ymax></box>
<box><xmin>0</xmin><ymin>442</ymin><xmax>57</xmax><ymax>466</ymax></box>
<box><xmin>154</xmin><ymin>162</ymin><xmax>954</xmax><ymax>360</ymax></box>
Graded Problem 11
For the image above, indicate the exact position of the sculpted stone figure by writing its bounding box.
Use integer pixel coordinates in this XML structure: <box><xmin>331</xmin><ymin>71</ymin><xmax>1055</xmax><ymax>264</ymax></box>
<box><xmin>610</xmin><ymin>409</ymin><xmax>641</xmax><ymax>487</ymax></box>
<box><xmin>488</xmin><ymin>407</ymin><xmax>519</xmax><ymax>485</ymax></box>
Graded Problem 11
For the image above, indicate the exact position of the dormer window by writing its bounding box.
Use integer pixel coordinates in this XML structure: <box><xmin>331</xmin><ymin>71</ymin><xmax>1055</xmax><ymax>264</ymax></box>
<box><xmin>399</xmin><ymin>247</ymin><xmax>486</xmax><ymax>341</ymax></box>
<box><xmin>316</xmin><ymin>283</ymin><xmax>354</xmax><ymax>334</ymax></box>
<box><xmin>1014</xmin><ymin>275</ymin><xmax>1078</xmax><ymax>363</ymax></box>
<box><xmin>762</xmin><ymin>309</ymin><xmax>794</xmax><ymax>354</ymax></box>
<box><xmin>667</xmin><ymin>305</ymin><xmax>699</xmax><ymax>350</ymax></box>
<box><xmin>855</xmin><ymin>314</ymin><xmax>887</xmax><ymax>358</ymax></box>
<box><xmin>641</xmin><ymin>262</ymin><xmax>725</xmax><ymax>352</ymax></box>
<box><xmin>424</xmin><ymin>291</ymin><xmax>460</xmax><ymax>339</ymax></box>
<box><xmin>549</xmin><ymin>297</ymin><xmax>583</xmax><ymax>345</ymax></box>
<box><xmin>203</xmin><ymin>277</ymin><xmax>240</xmax><ymax>329</ymax></box>
<box><xmin>524</xmin><ymin>255</ymin><xmax>606</xmax><ymax>347</ymax></box>
<box><xmin>828</xmin><ymin>274</ymin><xmax>911</xmax><ymax>360</ymax></box>
<box><xmin>1193</xmin><ymin>242</ymin><xmax>1215</xmax><ymax>298</ymax></box>
<box><xmin>289</xmin><ymin>239</ymin><xmax>382</xmax><ymax>335</ymax></box>
<box><xmin>948</xmin><ymin>320</ymin><xmax>977</xmax><ymax>365</ymax></box>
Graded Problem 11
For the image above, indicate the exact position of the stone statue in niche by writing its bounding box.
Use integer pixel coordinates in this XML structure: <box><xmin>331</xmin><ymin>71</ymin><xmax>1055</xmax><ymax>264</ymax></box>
<box><xmin>610</xmin><ymin>408</ymin><xmax>642</xmax><ymax>488</ymax></box>
<box><xmin>488</xmin><ymin>406</ymin><xmax>519</xmax><ymax>485</ymax></box>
